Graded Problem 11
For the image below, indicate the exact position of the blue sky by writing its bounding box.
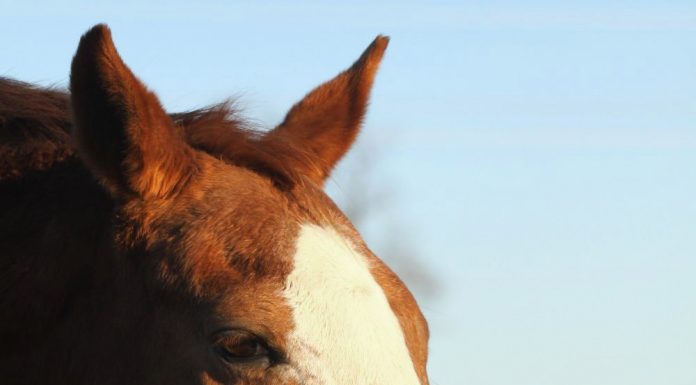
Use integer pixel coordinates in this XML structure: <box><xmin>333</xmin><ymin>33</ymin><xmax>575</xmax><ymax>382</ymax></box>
<box><xmin>2</xmin><ymin>1</ymin><xmax>695</xmax><ymax>384</ymax></box>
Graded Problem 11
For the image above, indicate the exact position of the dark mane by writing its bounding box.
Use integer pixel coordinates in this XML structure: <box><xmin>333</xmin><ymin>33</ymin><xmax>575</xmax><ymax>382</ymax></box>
<box><xmin>0</xmin><ymin>78</ymin><xmax>313</xmax><ymax>187</ymax></box>
<box><xmin>0</xmin><ymin>78</ymin><xmax>74</xmax><ymax>180</ymax></box>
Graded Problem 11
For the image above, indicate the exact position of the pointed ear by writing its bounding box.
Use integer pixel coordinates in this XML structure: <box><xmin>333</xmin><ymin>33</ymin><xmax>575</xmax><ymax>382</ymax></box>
<box><xmin>267</xmin><ymin>36</ymin><xmax>389</xmax><ymax>185</ymax></box>
<box><xmin>70</xmin><ymin>24</ymin><xmax>197</xmax><ymax>199</ymax></box>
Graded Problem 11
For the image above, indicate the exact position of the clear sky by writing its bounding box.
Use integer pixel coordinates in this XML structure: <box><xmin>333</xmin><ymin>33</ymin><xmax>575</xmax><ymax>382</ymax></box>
<box><xmin>2</xmin><ymin>1</ymin><xmax>695</xmax><ymax>384</ymax></box>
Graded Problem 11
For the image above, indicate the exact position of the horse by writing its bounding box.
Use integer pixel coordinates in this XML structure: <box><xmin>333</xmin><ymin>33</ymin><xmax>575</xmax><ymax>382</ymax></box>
<box><xmin>0</xmin><ymin>24</ymin><xmax>429</xmax><ymax>385</ymax></box>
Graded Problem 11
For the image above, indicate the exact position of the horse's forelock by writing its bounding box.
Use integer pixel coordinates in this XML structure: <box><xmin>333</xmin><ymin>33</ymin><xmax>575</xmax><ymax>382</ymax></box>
<box><xmin>176</xmin><ymin>103</ymin><xmax>319</xmax><ymax>191</ymax></box>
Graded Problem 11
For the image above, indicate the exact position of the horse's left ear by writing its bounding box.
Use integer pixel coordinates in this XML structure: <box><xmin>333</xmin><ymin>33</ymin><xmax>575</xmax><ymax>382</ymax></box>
<box><xmin>267</xmin><ymin>36</ymin><xmax>389</xmax><ymax>185</ymax></box>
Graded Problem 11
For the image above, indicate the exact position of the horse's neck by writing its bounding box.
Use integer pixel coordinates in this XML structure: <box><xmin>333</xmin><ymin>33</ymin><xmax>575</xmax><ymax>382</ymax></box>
<box><xmin>0</xmin><ymin>159</ymin><xmax>114</xmax><ymax>353</ymax></box>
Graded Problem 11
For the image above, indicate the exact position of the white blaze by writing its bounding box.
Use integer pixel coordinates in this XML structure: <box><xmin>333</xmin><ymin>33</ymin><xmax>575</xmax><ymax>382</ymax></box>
<box><xmin>282</xmin><ymin>224</ymin><xmax>421</xmax><ymax>385</ymax></box>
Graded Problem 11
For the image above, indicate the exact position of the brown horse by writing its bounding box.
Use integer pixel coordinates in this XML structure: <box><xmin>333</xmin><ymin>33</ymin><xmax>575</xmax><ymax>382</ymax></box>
<box><xmin>0</xmin><ymin>25</ymin><xmax>429</xmax><ymax>385</ymax></box>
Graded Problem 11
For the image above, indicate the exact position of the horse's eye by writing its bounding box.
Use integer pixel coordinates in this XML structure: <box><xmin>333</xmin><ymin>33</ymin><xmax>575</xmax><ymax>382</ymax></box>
<box><xmin>213</xmin><ymin>330</ymin><xmax>270</xmax><ymax>363</ymax></box>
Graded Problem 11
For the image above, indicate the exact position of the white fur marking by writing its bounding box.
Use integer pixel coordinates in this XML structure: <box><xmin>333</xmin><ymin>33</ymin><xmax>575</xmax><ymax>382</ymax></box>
<box><xmin>283</xmin><ymin>224</ymin><xmax>421</xmax><ymax>385</ymax></box>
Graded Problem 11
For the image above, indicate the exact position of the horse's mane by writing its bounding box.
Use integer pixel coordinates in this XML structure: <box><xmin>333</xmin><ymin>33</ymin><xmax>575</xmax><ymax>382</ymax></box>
<box><xmin>0</xmin><ymin>78</ymin><xmax>74</xmax><ymax>180</ymax></box>
<box><xmin>0</xmin><ymin>78</ymin><xmax>312</xmax><ymax>187</ymax></box>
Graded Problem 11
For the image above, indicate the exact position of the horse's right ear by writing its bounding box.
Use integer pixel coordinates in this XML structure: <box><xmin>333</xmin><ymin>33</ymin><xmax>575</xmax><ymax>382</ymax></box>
<box><xmin>70</xmin><ymin>24</ymin><xmax>197</xmax><ymax>200</ymax></box>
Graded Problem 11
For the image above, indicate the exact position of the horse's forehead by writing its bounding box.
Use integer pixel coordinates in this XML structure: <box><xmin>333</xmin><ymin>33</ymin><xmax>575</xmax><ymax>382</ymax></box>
<box><xmin>281</xmin><ymin>223</ymin><xmax>421</xmax><ymax>385</ymax></box>
<box><xmin>178</xmin><ymin>175</ymin><xmax>422</xmax><ymax>383</ymax></box>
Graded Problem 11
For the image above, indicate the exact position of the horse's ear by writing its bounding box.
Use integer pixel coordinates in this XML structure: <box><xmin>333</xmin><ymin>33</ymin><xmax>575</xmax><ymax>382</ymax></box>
<box><xmin>70</xmin><ymin>24</ymin><xmax>197</xmax><ymax>199</ymax></box>
<box><xmin>267</xmin><ymin>36</ymin><xmax>389</xmax><ymax>185</ymax></box>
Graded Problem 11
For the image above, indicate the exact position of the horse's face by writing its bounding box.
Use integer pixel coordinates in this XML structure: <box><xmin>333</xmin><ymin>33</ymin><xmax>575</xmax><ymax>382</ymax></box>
<box><xmin>69</xmin><ymin>25</ymin><xmax>428</xmax><ymax>385</ymax></box>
